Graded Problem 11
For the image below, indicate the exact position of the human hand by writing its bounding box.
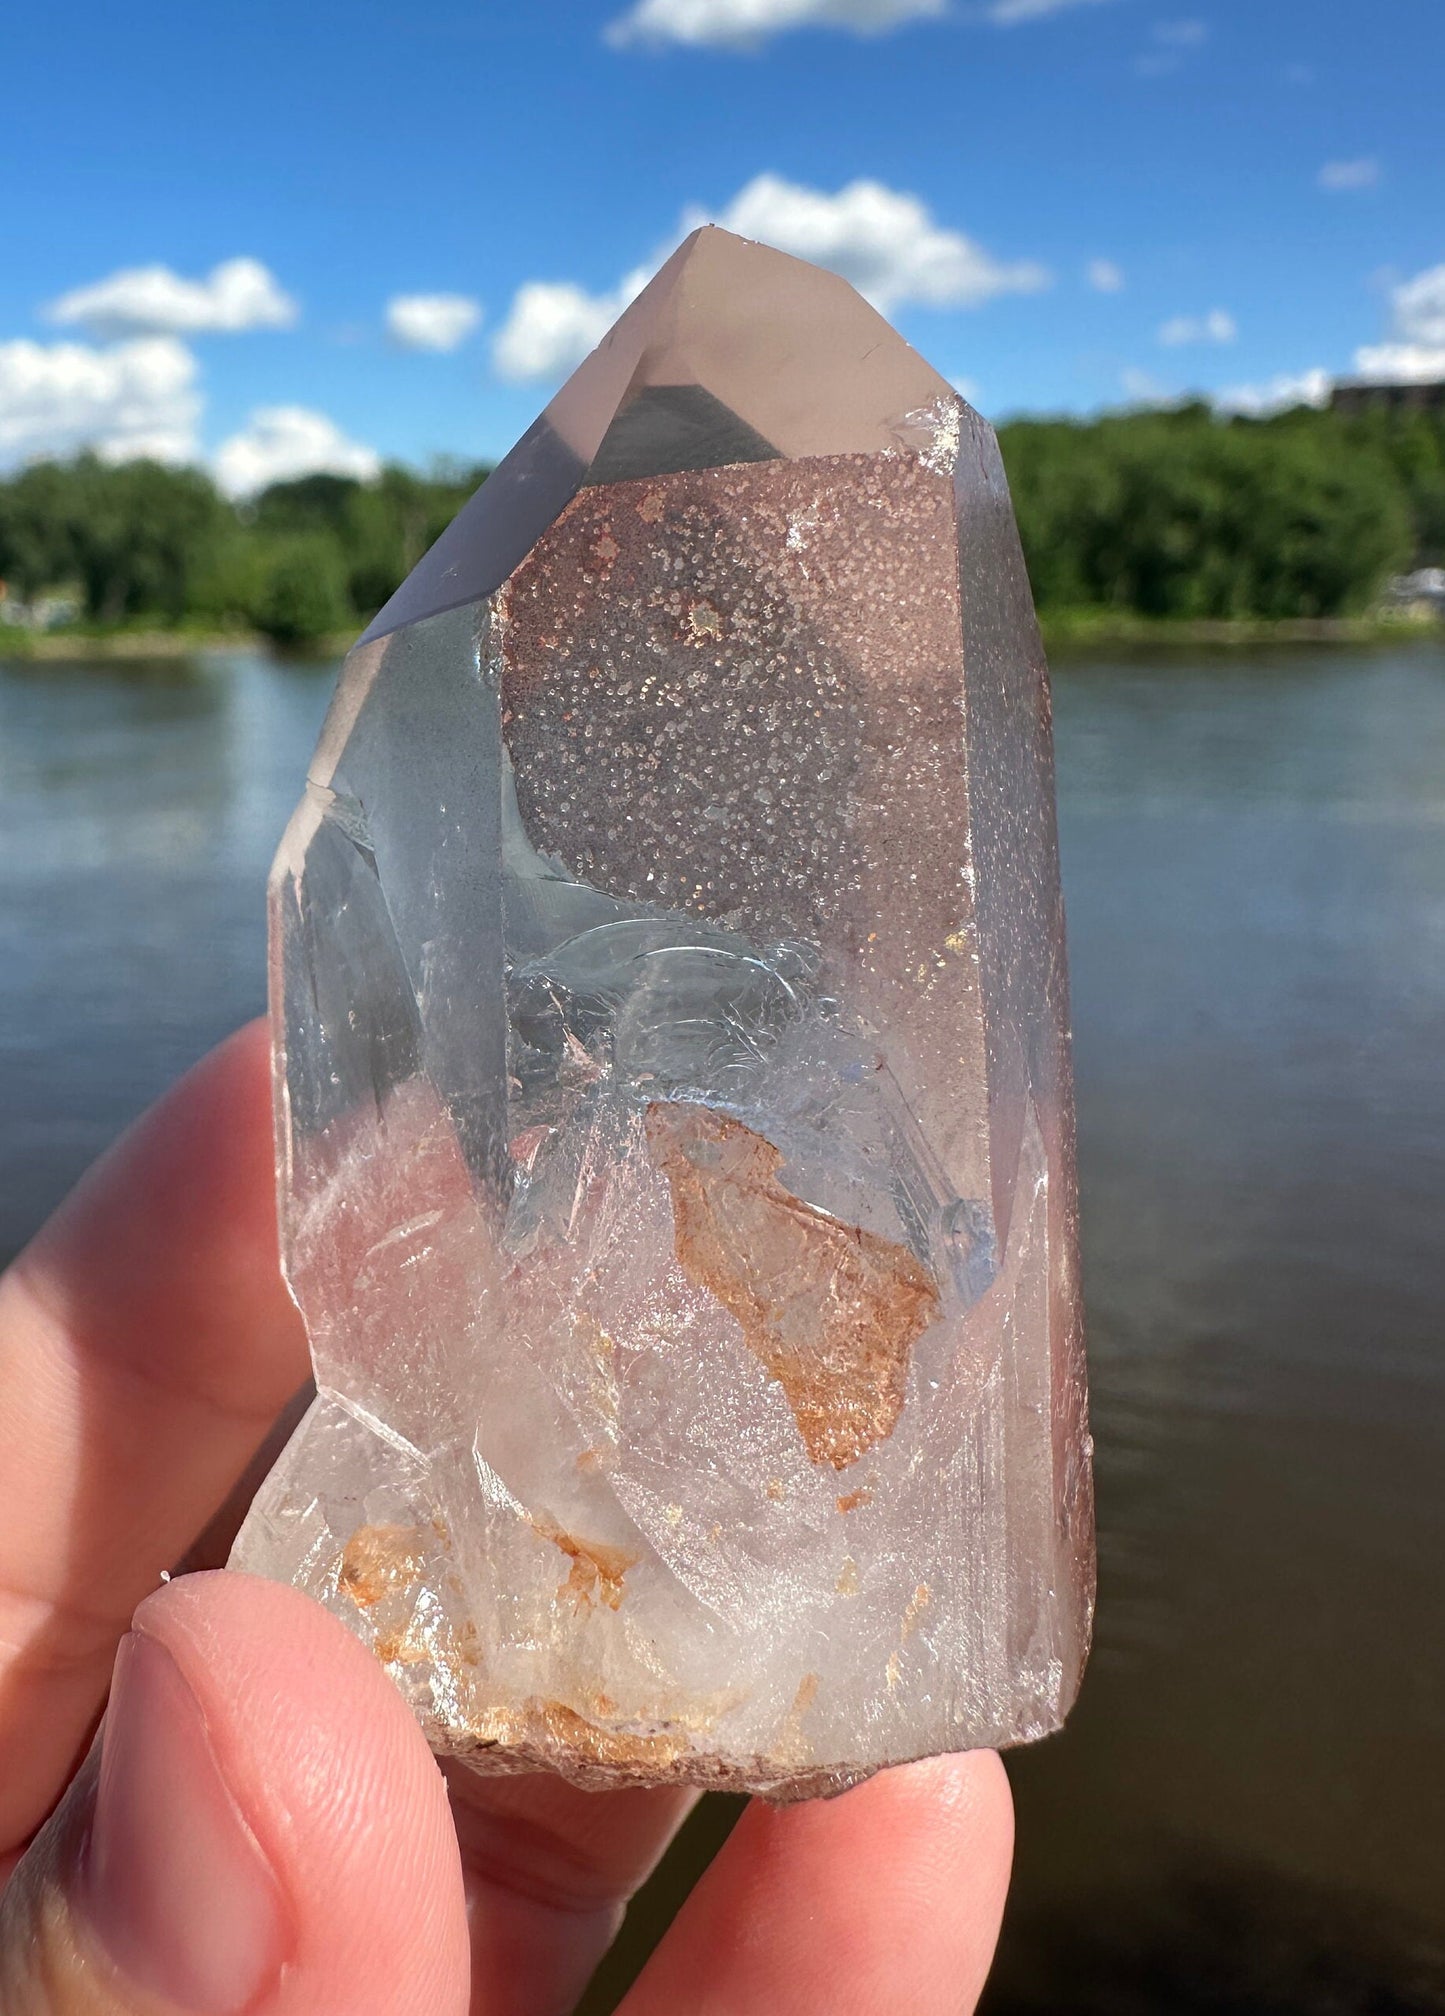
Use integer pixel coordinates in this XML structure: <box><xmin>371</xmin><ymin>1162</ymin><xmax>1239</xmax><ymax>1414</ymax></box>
<box><xmin>0</xmin><ymin>1021</ymin><xmax>1014</xmax><ymax>2015</ymax></box>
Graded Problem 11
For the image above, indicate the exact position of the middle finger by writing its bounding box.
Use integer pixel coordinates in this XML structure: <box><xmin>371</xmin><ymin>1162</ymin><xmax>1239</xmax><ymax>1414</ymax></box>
<box><xmin>445</xmin><ymin>1763</ymin><xmax>696</xmax><ymax>2016</ymax></box>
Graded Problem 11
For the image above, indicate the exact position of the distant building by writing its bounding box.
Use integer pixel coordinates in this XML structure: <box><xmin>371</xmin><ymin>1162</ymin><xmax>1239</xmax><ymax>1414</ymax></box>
<box><xmin>1384</xmin><ymin>567</ymin><xmax>1445</xmax><ymax>613</ymax></box>
<box><xmin>1330</xmin><ymin>377</ymin><xmax>1445</xmax><ymax>418</ymax></box>
<box><xmin>0</xmin><ymin>584</ymin><xmax>81</xmax><ymax>629</ymax></box>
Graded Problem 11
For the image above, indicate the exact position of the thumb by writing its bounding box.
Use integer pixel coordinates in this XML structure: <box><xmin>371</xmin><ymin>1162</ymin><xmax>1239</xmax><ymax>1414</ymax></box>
<box><xmin>0</xmin><ymin>1572</ymin><xmax>470</xmax><ymax>2016</ymax></box>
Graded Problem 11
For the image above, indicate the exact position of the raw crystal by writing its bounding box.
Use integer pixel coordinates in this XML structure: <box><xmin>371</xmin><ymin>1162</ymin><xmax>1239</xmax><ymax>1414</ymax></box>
<box><xmin>231</xmin><ymin>227</ymin><xmax>1094</xmax><ymax>1799</ymax></box>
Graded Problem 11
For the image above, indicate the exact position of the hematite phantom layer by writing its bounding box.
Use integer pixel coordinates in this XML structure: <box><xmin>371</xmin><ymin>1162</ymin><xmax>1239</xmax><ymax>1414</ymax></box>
<box><xmin>233</xmin><ymin>227</ymin><xmax>1094</xmax><ymax>1799</ymax></box>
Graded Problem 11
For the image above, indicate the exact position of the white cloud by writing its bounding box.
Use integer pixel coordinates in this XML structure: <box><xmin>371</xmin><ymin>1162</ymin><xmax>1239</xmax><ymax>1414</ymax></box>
<box><xmin>213</xmin><ymin>406</ymin><xmax>380</xmax><ymax>497</ymax></box>
<box><xmin>494</xmin><ymin>175</ymin><xmax>1048</xmax><ymax>383</ymax></box>
<box><xmin>1347</xmin><ymin>264</ymin><xmax>1445</xmax><ymax>382</ymax></box>
<box><xmin>1120</xmin><ymin>365</ymin><xmax>1170</xmax><ymax>405</ymax></box>
<box><xmin>493</xmin><ymin>269</ymin><xmax>650</xmax><ymax>383</ymax></box>
<box><xmin>1389</xmin><ymin>263</ymin><xmax>1445</xmax><ymax>347</ymax></box>
<box><xmin>1152</xmin><ymin>16</ymin><xmax>1206</xmax><ymax>43</ymax></box>
<box><xmin>1159</xmin><ymin>307</ymin><xmax>1237</xmax><ymax>346</ymax></box>
<box><xmin>1087</xmin><ymin>257</ymin><xmax>1124</xmax><ymax>293</ymax></box>
<box><xmin>47</xmin><ymin>258</ymin><xmax>297</xmax><ymax>340</ymax></box>
<box><xmin>1214</xmin><ymin>367</ymin><xmax>1332</xmax><ymax>416</ymax></box>
<box><xmin>987</xmin><ymin>0</ymin><xmax>1113</xmax><ymax>20</ymax></box>
<box><xmin>987</xmin><ymin>0</ymin><xmax>1111</xmax><ymax>20</ymax></box>
<box><xmin>605</xmin><ymin>0</ymin><xmax>942</xmax><ymax>50</ymax></box>
<box><xmin>1351</xmin><ymin>343</ymin><xmax>1445</xmax><ymax>384</ymax></box>
<box><xmin>950</xmin><ymin>374</ymin><xmax>983</xmax><ymax>406</ymax></box>
<box><xmin>1318</xmin><ymin>157</ymin><xmax>1381</xmax><ymax>192</ymax></box>
<box><xmin>1134</xmin><ymin>18</ymin><xmax>1205</xmax><ymax>73</ymax></box>
<box><xmin>385</xmin><ymin>293</ymin><xmax>483</xmax><ymax>352</ymax></box>
<box><xmin>697</xmin><ymin>173</ymin><xmax>1050</xmax><ymax>312</ymax></box>
<box><xmin>0</xmin><ymin>335</ymin><xmax>200</xmax><ymax>466</ymax></box>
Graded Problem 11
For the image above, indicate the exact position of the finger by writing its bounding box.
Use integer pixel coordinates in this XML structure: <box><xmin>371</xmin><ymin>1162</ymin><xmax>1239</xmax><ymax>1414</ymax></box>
<box><xmin>0</xmin><ymin>1021</ymin><xmax>308</xmax><ymax>1850</ymax></box>
<box><xmin>176</xmin><ymin>1378</ymin><xmax>317</xmax><ymax>1577</ymax></box>
<box><xmin>444</xmin><ymin>1764</ymin><xmax>696</xmax><ymax>2016</ymax></box>
<box><xmin>0</xmin><ymin>1571</ymin><xmax>470</xmax><ymax>2016</ymax></box>
<box><xmin>618</xmin><ymin>1751</ymin><xmax>1014</xmax><ymax>2016</ymax></box>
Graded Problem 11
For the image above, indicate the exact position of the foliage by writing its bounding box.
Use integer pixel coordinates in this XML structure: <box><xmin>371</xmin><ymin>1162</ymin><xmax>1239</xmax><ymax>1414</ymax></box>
<box><xmin>996</xmin><ymin>403</ymin><xmax>1421</xmax><ymax>620</ymax></box>
<box><xmin>0</xmin><ymin>407</ymin><xmax>1440</xmax><ymax>639</ymax></box>
<box><xmin>247</xmin><ymin>532</ymin><xmax>354</xmax><ymax>646</ymax></box>
<box><xmin>0</xmin><ymin>455</ymin><xmax>233</xmax><ymax>621</ymax></box>
<box><xmin>248</xmin><ymin>463</ymin><xmax>483</xmax><ymax>618</ymax></box>
<box><xmin>1330</xmin><ymin>403</ymin><xmax>1445</xmax><ymax>566</ymax></box>
<box><xmin>0</xmin><ymin>455</ymin><xmax>490</xmax><ymax>641</ymax></box>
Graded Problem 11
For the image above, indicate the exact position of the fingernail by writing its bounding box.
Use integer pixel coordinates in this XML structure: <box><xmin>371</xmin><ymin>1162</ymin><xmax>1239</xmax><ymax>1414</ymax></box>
<box><xmin>80</xmin><ymin>1630</ymin><xmax>290</xmax><ymax>2013</ymax></box>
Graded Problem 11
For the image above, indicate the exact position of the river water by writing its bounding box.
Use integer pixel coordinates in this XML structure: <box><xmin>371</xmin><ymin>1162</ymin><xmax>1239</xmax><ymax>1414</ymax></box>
<box><xmin>3</xmin><ymin>640</ymin><xmax>1443</xmax><ymax>2006</ymax></box>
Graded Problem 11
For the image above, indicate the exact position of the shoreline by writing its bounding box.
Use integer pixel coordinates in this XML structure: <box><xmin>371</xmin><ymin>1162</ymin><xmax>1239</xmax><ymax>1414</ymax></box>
<box><xmin>1</xmin><ymin>611</ymin><xmax>1440</xmax><ymax>665</ymax></box>
<box><xmin>1038</xmin><ymin>610</ymin><xmax>1442</xmax><ymax>650</ymax></box>
<box><xmin>0</xmin><ymin>628</ymin><xmax>351</xmax><ymax>663</ymax></box>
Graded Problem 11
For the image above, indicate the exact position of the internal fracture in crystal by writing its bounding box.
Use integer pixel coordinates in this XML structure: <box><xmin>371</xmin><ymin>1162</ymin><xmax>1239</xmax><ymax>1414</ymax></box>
<box><xmin>231</xmin><ymin>226</ymin><xmax>1095</xmax><ymax>1799</ymax></box>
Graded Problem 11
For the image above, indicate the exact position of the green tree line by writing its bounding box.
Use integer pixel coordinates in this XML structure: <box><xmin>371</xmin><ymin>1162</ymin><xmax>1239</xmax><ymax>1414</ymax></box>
<box><xmin>0</xmin><ymin>460</ymin><xmax>488</xmax><ymax>645</ymax></box>
<box><xmin>999</xmin><ymin>401</ymin><xmax>1443</xmax><ymax>620</ymax></box>
<box><xmin>0</xmin><ymin>401</ymin><xmax>1441</xmax><ymax>643</ymax></box>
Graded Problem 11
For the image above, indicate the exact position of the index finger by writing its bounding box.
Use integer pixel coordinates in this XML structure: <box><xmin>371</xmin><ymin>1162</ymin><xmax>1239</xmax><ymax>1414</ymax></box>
<box><xmin>0</xmin><ymin>1019</ymin><xmax>310</xmax><ymax>1853</ymax></box>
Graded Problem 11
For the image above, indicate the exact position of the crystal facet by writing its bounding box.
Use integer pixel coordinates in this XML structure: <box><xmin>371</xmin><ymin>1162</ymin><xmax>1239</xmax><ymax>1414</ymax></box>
<box><xmin>231</xmin><ymin>227</ymin><xmax>1095</xmax><ymax>1799</ymax></box>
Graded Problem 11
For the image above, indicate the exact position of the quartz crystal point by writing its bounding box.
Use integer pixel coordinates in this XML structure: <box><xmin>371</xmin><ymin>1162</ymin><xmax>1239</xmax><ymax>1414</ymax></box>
<box><xmin>231</xmin><ymin>226</ymin><xmax>1094</xmax><ymax>1799</ymax></box>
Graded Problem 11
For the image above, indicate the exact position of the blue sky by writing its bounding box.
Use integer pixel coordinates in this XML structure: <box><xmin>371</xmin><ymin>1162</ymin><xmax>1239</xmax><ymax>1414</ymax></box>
<box><xmin>1</xmin><ymin>0</ymin><xmax>1440</xmax><ymax>490</ymax></box>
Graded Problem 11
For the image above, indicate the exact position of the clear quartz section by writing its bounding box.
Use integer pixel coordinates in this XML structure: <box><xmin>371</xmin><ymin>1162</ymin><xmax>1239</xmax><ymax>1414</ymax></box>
<box><xmin>231</xmin><ymin>227</ymin><xmax>1094</xmax><ymax>1799</ymax></box>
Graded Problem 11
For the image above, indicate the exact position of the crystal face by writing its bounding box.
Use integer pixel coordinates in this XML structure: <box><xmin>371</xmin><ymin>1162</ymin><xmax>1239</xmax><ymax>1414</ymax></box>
<box><xmin>231</xmin><ymin>227</ymin><xmax>1095</xmax><ymax>1799</ymax></box>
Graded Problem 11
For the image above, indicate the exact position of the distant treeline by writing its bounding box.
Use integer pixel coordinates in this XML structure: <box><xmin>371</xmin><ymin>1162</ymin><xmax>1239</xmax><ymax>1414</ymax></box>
<box><xmin>1</xmin><ymin>400</ymin><xmax>1442</xmax><ymax>642</ymax></box>
<box><xmin>0</xmin><ymin>461</ymin><xmax>488</xmax><ymax>645</ymax></box>
<box><xmin>999</xmin><ymin>401</ymin><xmax>1444</xmax><ymax>621</ymax></box>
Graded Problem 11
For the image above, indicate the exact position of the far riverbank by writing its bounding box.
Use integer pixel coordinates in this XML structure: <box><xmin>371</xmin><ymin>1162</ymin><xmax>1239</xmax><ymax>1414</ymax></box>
<box><xmin>3</xmin><ymin>608</ymin><xmax>1440</xmax><ymax>664</ymax></box>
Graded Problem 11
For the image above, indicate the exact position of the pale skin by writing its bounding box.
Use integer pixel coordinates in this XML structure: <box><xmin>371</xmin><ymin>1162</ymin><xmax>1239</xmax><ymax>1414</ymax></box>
<box><xmin>0</xmin><ymin>1021</ymin><xmax>1015</xmax><ymax>2015</ymax></box>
